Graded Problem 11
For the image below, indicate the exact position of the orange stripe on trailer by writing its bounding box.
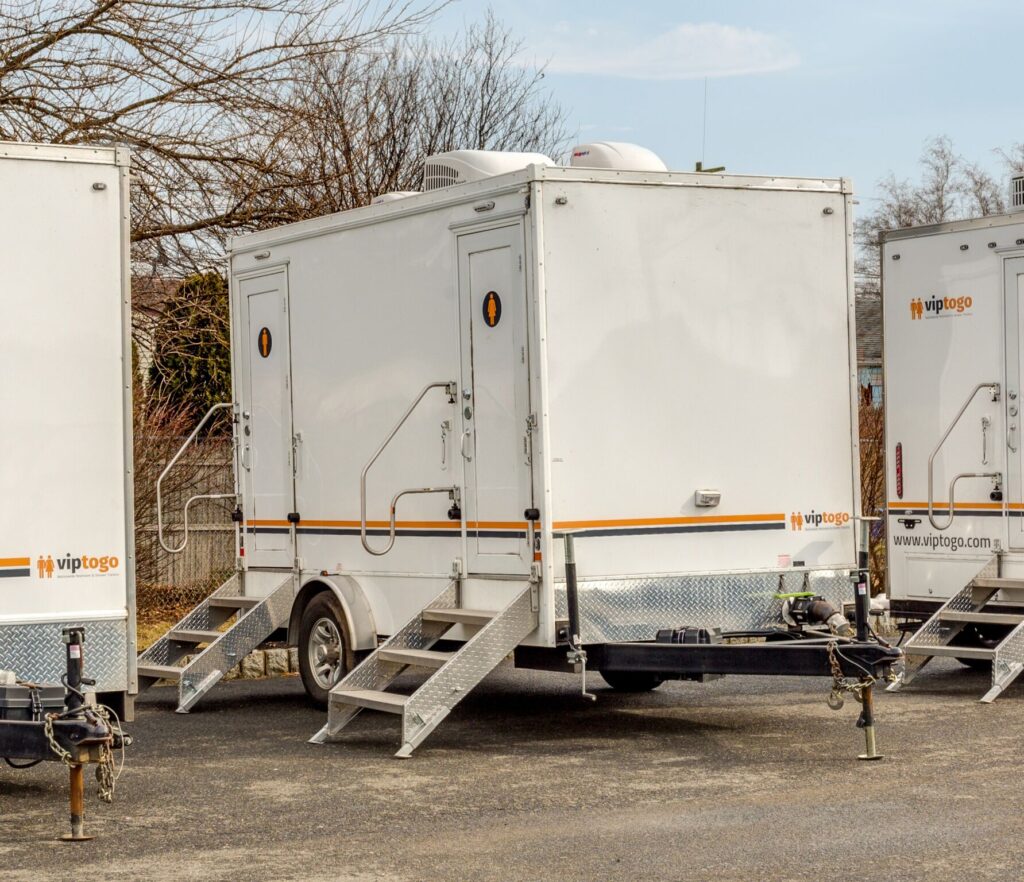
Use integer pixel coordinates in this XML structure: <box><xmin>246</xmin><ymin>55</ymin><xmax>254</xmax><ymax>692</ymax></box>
<box><xmin>887</xmin><ymin>501</ymin><xmax>1005</xmax><ymax>510</ymax></box>
<box><xmin>246</xmin><ymin>519</ymin><xmax>531</xmax><ymax>530</ymax></box>
<box><xmin>0</xmin><ymin>557</ymin><xmax>30</xmax><ymax>567</ymax></box>
<box><xmin>552</xmin><ymin>513</ymin><xmax>785</xmax><ymax>530</ymax></box>
<box><xmin>248</xmin><ymin>515</ymin><xmax>783</xmax><ymax>530</ymax></box>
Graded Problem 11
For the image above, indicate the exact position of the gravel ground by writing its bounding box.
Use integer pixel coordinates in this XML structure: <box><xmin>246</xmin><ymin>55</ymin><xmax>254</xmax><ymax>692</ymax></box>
<box><xmin>1</xmin><ymin>658</ymin><xmax>1021</xmax><ymax>881</ymax></box>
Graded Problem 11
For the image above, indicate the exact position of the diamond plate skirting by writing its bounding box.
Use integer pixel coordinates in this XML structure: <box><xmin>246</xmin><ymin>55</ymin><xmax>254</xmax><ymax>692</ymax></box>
<box><xmin>555</xmin><ymin>570</ymin><xmax>854</xmax><ymax>644</ymax></box>
<box><xmin>0</xmin><ymin>618</ymin><xmax>128</xmax><ymax>691</ymax></box>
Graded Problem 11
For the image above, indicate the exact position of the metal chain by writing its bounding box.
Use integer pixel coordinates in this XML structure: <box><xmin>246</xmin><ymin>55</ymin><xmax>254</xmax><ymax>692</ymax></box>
<box><xmin>89</xmin><ymin>705</ymin><xmax>117</xmax><ymax>803</ymax></box>
<box><xmin>95</xmin><ymin>742</ymin><xmax>115</xmax><ymax>803</ymax></box>
<box><xmin>43</xmin><ymin>714</ymin><xmax>74</xmax><ymax>767</ymax></box>
<box><xmin>43</xmin><ymin>707</ymin><xmax>118</xmax><ymax>802</ymax></box>
<box><xmin>826</xmin><ymin>640</ymin><xmax>876</xmax><ymax>710</ymax></box>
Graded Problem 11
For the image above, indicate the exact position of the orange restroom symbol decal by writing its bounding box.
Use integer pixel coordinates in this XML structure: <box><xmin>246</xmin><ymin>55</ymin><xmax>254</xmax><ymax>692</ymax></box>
<box><xmin>482</xmin><ymin>291</ymin><xmax>501</xmax><ymax>328</ymax></box>
<box><xmin>257</xmin><ymin>326</ymin><xmax>273</xmax><ymax>357</ymax></box>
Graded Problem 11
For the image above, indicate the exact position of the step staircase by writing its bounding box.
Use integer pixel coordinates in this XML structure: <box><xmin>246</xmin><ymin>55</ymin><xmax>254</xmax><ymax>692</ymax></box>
<box><xmin>137</xmin><ymin>571</ymin><xmax>294</xmax><ymax>712</ymax></box>
<box><xmin>310</xmin><ymin>579</ymin><xmax>538</xmax><ymax>757</ymax></box>
<box><xmin>888</xmin><ymin>556</ymin><xmax>1024</xmax><ymax>702</ymax></box>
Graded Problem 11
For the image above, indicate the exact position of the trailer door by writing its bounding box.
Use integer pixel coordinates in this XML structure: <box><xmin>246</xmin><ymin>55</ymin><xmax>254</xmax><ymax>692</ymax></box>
<box><xmin>239</xmin><ymin>268</ymin><xmax>296</xmax><ymax>568</ymax></box>
<box><xmin>458</xmin><ymin>225</ymin><xmax>533</xmax><ymax>575</ymax></box>
<box><xmin>1007</xmin><ymin>256</ymin><xmax>1024</xmax><ymax>548</ymax></box>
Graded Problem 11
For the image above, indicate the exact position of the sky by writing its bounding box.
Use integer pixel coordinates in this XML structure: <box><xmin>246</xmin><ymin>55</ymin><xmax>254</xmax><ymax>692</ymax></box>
<box><xmin>429</xmin><ymin>0</ymin><xmax>1023</xmax><ymax>208</ymax></box>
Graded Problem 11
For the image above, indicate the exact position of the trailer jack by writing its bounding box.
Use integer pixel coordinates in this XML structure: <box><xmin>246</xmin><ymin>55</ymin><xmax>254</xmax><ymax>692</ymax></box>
<box><xmin>0</xmin><ymin>627</ymin><xmax>130</xmax><ymax>841</ymax></box>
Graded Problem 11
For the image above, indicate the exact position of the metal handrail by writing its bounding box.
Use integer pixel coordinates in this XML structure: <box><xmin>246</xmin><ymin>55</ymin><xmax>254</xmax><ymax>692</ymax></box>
<box><xmin>361</xmin><ymin>382</ymin><xmax>457</xmax><ymax>556</ymax></box>
<box><xmin>157</xmin><ymin>402</ymin><xmax>234</xmax><ymax>554</ymax></box>
<box><xmin>928</xmin><ymin>382</ymin><xmax>1001</xmax><ymax>531</ymax></box>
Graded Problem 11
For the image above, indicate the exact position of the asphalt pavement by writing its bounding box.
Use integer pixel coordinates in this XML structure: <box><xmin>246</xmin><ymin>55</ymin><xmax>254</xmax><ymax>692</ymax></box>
<box><xmin>1</xmin><ymin>659</ymin><xmax>1021</xmax><ymax>881</ymax></box>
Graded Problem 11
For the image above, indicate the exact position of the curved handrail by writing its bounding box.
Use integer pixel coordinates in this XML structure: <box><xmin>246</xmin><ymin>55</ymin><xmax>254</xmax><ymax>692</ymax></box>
<box><xmin>928</xmin><ymin>382</ymin><xmax>1001</xmax><ymax>531</ymax></box>
<box><xmin>361</xmin><ymin>382</ymin><xmax>457</xmax><ymax>556</ymax></box>
<box><xmin>157</xmin><ymin>402</ymin><xmax>234</xmax><ymax>554</ymax></box>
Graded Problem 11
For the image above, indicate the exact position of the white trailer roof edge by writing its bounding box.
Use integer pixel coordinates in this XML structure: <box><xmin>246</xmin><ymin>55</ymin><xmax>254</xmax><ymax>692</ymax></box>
<box><xmin>881</xmin><ymin>210</ymin><xmax>1024</xmax><ymax>243</ymax></box>
<box><xmin>0</xmin><ymin>140</ymin><xmax>126</xmax><ymax>166</ymax></box>
<box><xmin>230</xmin><ymin>167</ymin><xmax>851</xmax><ymax>254</ymax></box>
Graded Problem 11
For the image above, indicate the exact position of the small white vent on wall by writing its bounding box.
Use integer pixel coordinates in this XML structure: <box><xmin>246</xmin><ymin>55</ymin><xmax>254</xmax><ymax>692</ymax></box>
<box><xmin>1011</xmin><ymin>174</ymin><xmax>1024</xmax><ymax>212</ymax></box>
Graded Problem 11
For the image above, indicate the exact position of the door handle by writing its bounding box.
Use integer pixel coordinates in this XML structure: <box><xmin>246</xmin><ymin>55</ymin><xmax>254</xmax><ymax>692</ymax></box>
<box><xmin>1010</xmin><ymin>423</ymin><xmax>1018</xmax><ymax>453</ymax></box>
<box><xmin>461</xmin><ymin>430</ymin><xmax>473</xmax><ymax>461</ymax></box>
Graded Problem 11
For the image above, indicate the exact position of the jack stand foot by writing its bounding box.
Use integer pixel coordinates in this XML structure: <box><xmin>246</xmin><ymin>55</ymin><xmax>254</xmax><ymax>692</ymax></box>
<box><xmin>856</xmin><ymin>685</ymin><xmax>883</xmax><ymax>761</ymax></box>
<box><xmin>60</xmin><ymin>764</ymin><xmax>93</xmax><ymax>842</ymax></box>
<box><xmin>858</xmin><ymin>723</ymin><xmax>883</xmax><ymax>761</ymax></box>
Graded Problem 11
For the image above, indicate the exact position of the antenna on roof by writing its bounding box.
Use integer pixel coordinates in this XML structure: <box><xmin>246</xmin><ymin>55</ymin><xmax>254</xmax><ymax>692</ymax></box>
<box><xmin>695</xmin><ymin>77</ymin><xmax>725</xmax><ymax>173</ymax></box>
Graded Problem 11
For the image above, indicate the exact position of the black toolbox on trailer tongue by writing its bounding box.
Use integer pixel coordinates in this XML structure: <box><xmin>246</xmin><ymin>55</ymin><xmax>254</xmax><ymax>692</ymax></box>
<box><xmin>0</xmin><ymin>683</ymin><xmax>65</xmax><ymax>721</ymax></box>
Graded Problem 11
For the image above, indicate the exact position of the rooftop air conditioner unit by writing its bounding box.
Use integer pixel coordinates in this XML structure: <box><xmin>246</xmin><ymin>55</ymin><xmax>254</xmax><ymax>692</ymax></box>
<box><xmin>569</xmin><ymin>142</ymin><xmax>668</xmax><ymax>172</ymax></box>
<box><xmin>421</xmin><ymin>150</ymin><xmax>553</xmax><ymax>191</ymax></box>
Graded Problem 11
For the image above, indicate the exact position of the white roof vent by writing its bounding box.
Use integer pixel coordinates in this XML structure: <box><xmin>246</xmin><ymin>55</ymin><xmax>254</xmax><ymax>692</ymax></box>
<box><xmin>569</xmin><ymin>142</ymin><xmax>668</xmax><ymax>172</ymax></box>
<box><xmin>1011</xmin><ymin>174</ymin><xmax>1024</xmax><ymax>213</ymax></box>
<box><xmin>421</xmin><ymin>150</ymin><xmax>553</xmax><ymax>191</ymax></box>
<box><xmin>371</xmin><ymin>191</ymin><xmax>419</xmax><ymax>205</ymax></box>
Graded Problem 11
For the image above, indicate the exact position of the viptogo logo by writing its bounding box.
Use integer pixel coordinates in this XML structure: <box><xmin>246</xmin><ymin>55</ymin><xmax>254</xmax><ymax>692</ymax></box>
<box><xmin>910</xmin><ymin>294</ymin><xmax>973</xmax><ymax>320</ymax></box>
<box><xmin>36</xmin><ymin>553</ymin><xmax>120</xmax><ymax>579</ymax></box>
<box><xmin>790</xmin><ymin>510</ymin><xmax>851</xmax><ymax>531</ymax></box>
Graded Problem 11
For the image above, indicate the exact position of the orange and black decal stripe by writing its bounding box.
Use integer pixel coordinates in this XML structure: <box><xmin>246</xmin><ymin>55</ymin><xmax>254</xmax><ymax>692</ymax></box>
<box><xmin>888</xmin><ymin>501</ymin><xmax>1022</xmax><ymax>518</ymax></box>
<box><xmin>245</xmin><ymin>513</ymin><xmax>786</xmax><ymax>539</ymax></box>
<box><xmin>0</xmin><ymin>557</ymin><xmax>31</xmax><ymax>578</ymax></box>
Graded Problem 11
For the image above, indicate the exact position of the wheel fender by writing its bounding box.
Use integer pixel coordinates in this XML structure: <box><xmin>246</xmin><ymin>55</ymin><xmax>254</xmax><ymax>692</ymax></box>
<box><xmin>289</xmin><ymin>575</ymin><xmax>377</xmax><ymax>652</ymax></box>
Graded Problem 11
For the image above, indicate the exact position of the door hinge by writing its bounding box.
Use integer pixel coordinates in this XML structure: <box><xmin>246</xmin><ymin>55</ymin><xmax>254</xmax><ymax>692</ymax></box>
<box><xmin>287</xmin><ymin>512</ymin><xmax>301</xmax><ymax>524</ymax></box>
<box><xmin>518</xmin><ymin>254</ymin><xmax>523</xmax><ymax>272</ymax></box>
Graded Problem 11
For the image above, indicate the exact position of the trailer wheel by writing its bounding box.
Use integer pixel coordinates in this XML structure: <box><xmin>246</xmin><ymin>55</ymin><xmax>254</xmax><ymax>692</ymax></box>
<box><xmin>298</xmin><ymin>592</ymin><xmax>352</xmax><ymax>707</ymax></box>
<box><xmin>599</xmin><ymin>671</ymin><xmax>664</xmax><ymax>692</ymax></box>
<box><xmin>955</xmin><ymin>625</ymin><xmax>999</xmax><ymax>672</ymax></box>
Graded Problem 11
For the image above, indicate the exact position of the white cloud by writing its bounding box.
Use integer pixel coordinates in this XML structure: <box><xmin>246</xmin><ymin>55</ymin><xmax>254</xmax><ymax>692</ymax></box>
<box><xmin>537</xmin><ymin>22</ymin><xmax>799</xmax><ymax>80</ymax></box>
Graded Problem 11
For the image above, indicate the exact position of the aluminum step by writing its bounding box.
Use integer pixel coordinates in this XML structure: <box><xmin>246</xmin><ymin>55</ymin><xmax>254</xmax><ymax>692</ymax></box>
<box><xmin>377</xmin><ymin>648</ymin><xmax>453</xmax><ymax>669</ymax></box>
<box><xmin>421</xmin><ymin>607</ymin><xmax>495</xmax><ymax>626</ymax></box>
<box><xmin>938</xmin><ymin>611</ymin><xmax>1024</xmax><ymax>626</ymax></box>
<box><xmin>317</xmin><ymin>581</ymin><xmax>539</xmax><ymax>755</ymax></box>
<box><xmin>168</xmin><ymin>629</ymin><xmax>223</xmax><ymax>644</ymax></box>
<box><xmin>904</xmin><ymin>645</ymin><xmax>994</xmax><ymax>660</ymax></box>
<box><xmin>136</xmin><ymin>571</ymin><xmax>294</xmax><ymax>711</ymax></box>
<box><xmin>137</xmin><ymin>663</ymin><xmax>183</xmax><ymax>681</ymax></box>
<box><xmin>331</xmin><ymin>689</ymin><xmax>409</xmax><ymax>713</ymax></box>
<box><xmin>207</xmin><ymin>595</ymin><xmax>262</xmax><ymax>610</ymax></box>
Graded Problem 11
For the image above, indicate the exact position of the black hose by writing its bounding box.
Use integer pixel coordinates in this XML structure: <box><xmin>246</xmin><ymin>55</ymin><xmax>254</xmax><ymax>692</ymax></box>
<box><xmin>805</xmin><ymin>599</ymin><xmax>853</xmax><ymax>637</ymax></box>
<box><xmin>4</xmin><ymin>757</ymin><xmax>42</xmax><ymax>769</ymax></box>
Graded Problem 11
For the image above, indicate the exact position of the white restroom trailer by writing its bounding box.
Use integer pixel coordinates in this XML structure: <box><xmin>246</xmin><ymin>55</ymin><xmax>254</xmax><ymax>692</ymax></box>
<box><xmin>142</xmin><ymin>148</ymin><xmax>899</xmax><ymax>754</ymax></box>
<box><xmin>882</xmin><ymin>193</ymin><xmax>1024</xmax><ymax>699</ymax></box>
<box><xmin>0</xmin><ymin>142</ymin><xmax>135</xmax><ymax>718</ymax></box>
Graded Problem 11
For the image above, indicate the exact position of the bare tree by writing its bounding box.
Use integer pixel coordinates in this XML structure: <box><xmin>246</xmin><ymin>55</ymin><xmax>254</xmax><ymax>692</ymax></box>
<box><xmin>276</xmin><ymin>12</ymin><xmax>570</xmax><ymax>217</ymax></box>
<box><xmin>0</xmin><ymin>0</ymin><xmax>441</xmax><ymax>274</ymax></box>
<box><xmin>856</xmin><ymin>136</ymin><xmax>1024</xmax><ymax>294</ymax></box>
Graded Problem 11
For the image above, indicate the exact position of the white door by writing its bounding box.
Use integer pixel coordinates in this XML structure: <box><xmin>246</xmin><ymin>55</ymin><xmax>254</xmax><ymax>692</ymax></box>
<box><xmin>458</xmin><ymin>225</ymin><xmax>533</xmax><ymax>575</ymax></box>
<box><xmin>1006</xmin><ymin>257</ymin><xmax>1024</xmax><ymax>548</ymax></box>
<box><xmin>240</xmin><ymin>269</ymin><xmax>296</xmax><ymax>568</ymax></box>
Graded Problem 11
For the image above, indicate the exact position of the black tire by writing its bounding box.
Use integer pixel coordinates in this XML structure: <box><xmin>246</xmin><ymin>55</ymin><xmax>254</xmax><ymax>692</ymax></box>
<box><xmin>298</xmin><ymin>592</ymin><xmax>352</xmax><ymax>708</ymax></box>
<box><xmin>599</xmin><ymin>670</ymin><xmax>664</xmax><ymax>692</ymax></box>
<box><xmin>955</xmin><ymin>624</ymin><xmax>1000</xmax><ymax>672</ymax></box>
